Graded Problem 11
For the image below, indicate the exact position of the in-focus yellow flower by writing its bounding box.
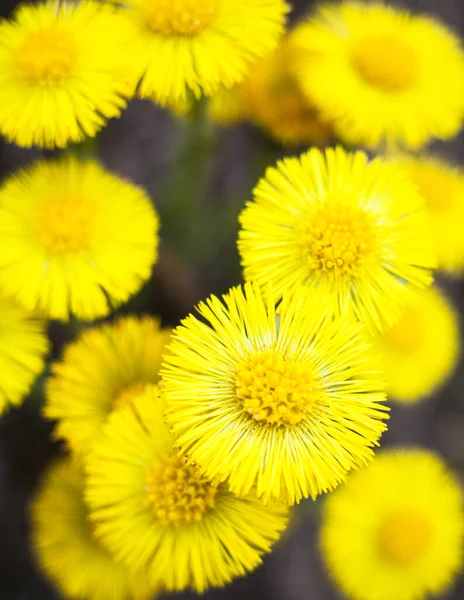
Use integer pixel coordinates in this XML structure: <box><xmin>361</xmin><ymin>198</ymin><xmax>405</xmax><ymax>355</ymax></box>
<box><xmin>0</xmin><ymin>158</ymin><xmax>158</xmax><ymax>321</ymax></box>
<box><xmin>238</xmin><ymin>147</ymin><xmax>435</xmax><ymax>334</ymax></box>
<box><xmin>321</xmin><ymin>449</ymin><xmax>464</xmax><ymax>600</ymax></box>
<box><xmin>85</xmin><ymin>391</ymin><xmax>289</xmax><ymax>593</ymax></box>
<box><xmin>395</xmin><ymin>156</ymin><xmax>464</xmax><ymax>275</ymax></box>
<box><xmin>374</xmin><ymin>287</ymin><xmax>459</xmax><ymax>404</ymax></box>
<box><xmin>244</xmin><ymin>35</ymin><xmax>332</xmax><ymax>146</ymax></box>
<box><xmin>31</xmin><ymin>457</ymin><xmax>153</xmax><ymax>600</ymax></box>
<box><xmin>293</xmin><ymin>2</ymin><xmax>464</xmax><ymax>150</ymax></box>
<box><xmin>162</xmin><ymin>283</ymin><xmax>388</xmax><ymax>505</ymax></box>
<box><xmin>121</xmin><ymin>0</ymin><xmax>288</xmax><ymax>105</ymax></box>
<box><xmin>0</xmin><ymin>1</ymin><xmax>135</xmax><ymax>148</ymax></box>
<box><xmin>0</xmin><ymin>292</ymin><xmax>49</xmax><ymax>414</ymax></box>
<box><xmin>44</xmin><ymin>316</ymin><xmax>170</xmax><ymax>455</ymax></box>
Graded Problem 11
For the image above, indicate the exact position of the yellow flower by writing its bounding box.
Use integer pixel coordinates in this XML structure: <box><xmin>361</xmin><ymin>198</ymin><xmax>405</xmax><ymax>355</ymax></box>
<box><xmin>243</xmin><ymin>35</ymin><xmax>332</xmax><ymax>146</ymax></box>
<box><xmin>44</xmin><ymin>316</ymin><xmax>171</xmax><ymax>455</ymax></box>
<box><xmin>292</xmin><ymin>2</ymin><xmax>464</xmax><ymax>150</ymax></box>
<box><xmin>238</xmin><ymin>147</ymin><xmax>435</xmax><ymax>334</ymax></box>
<box><xmin>122</xmin><ymin>0</ymin><xmax>289</xmax><ymax>105</ymax></box>
<box><xmin>394</xmin><ymin>155</ymin><xmax>464</xmax><ymax>275</ymax></box>
<box><xmin>162</xmin><ymin>283</ymin><xmax>388</xmax><ymax>505</ymax></box>
<box><xmin>0</xmin><ymin>292</ymin><xmax>49</xmax><ymax>413</ymax></box>
<box><xmin>374</xmin><ymin>287</ymin><xmax>459</xmax><ymax>404</ymax></box>
<box><xmin>85</xmin><ymin>391</ymin><xmax>289</xmax><ymax>593</ymax></box>
<box><xmin>0</xmin><ymin>1</ymin><xmax>135</xmax><ymax>148</ymax></box>
<box><xmin>31</xmin><ymin>457</ymin><xmax>153</xmax><ymax>600</ymax></box>
<box><xmin>0</xmin><ymin>158</ymin><xmax>158</xmax><ymax>321</ymax></box>
<box><xmin>208</xmin><ymin>84</ymin><xmax>249</xmax><ymax>126</ymax></box>
<box><xmin>321</xmin><ymin>449</ymin><xmax>464</xmax><ymax>600</ymax></box>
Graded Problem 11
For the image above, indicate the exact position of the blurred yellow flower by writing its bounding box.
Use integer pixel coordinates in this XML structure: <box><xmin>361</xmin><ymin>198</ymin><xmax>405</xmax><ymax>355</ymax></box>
<box><xmin>162</xmin><ymin>283</ymin><xmax>388</xmax><ymax>505</ymax></box>
<box><xmin>0</xmin><ymin>292</ymin><xmax>49</xmax><ymax>413</ymax></box>
<box><xmin>321</xmin><ymin>449</ymin><xmax>464</xmax><ymax>600</ymax></box>
<box><xmin>85</xmin><ymin>391</ymin><xmax>289</xmax><ymax>593</ymax></box>
<box><xmin>374</xmin><ymin>287</ymin><xmax>459</xmax><ymax>404</ymax></box>
<box><xmin>0</xmin><ymin>1</ymin><xmax>135</xmax><ymax>148</ymax></box>
<box><xmin>208</xmin><ymin>84</ymin><xmax>249</xmax><ymax>126</ymax></box>
<box><xmin>0</xmin><ymin>158</ymin><xmax>158</xmax><ymax>321</ymax></box>
<box><xmin>31</xmin><ymin>457</ymin><xmax>153</xmax><ymax>600</ymax></box>
<box><xmin>238</xmin><ymin>147</ymin><xmax>435</xmax><ymax>334</ymax></box>
<box><xmin>44</xmin><ymin>316</ymin><xmax>170</xmax><ymax>455</ymax></box>
<box><xmin>293</xmin><ymin>2</ymin><xmax>464</xmax><ymax>150</ymax></box>
<box><xmin>244</xmin><ymin>35</ymin><xmax>332</xmax><ymax>145</ymax></box>
<box><xmin>122</xmin><ymin>0</ymin><xmax>288</xmax><ymax>105</ymax></box>
<box><xmin>395</xmin><ymin>156</ymin><xmax>464</xmax><ymax>275</ymax></box>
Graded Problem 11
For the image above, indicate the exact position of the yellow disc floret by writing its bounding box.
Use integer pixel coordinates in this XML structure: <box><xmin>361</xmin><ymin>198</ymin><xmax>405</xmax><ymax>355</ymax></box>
<box><xmin>35</xmin><ymin>194</ymin><xmax>95</xmax><ymax>254</ymax></box>
<box><xmin>352</xmin><ymin>34</ymin><xmax>418</xmax><ymax>92</ymax></box>
<box><xmin>146</xmin><ymin>455</ymin><xmax>217</xmax><ymax>525</ymax></box>
<box><xmin>16</xmin><ymin>25</ymin><xmax>77</xmax><ymax>84</ymax></box>
<box><xmin>236</xmin><ymin>349</ymin><xmax>321</xmax><ymax>425</ymax></box>
<box><xmin>378</xmin><ymin>508</ymin><xmax>432</xmax><ymax>565</ymax></box>
<box><xmin>141</xmin><ymin>0</ymin><xmax>216</xmax><ymax>35</ymax></box>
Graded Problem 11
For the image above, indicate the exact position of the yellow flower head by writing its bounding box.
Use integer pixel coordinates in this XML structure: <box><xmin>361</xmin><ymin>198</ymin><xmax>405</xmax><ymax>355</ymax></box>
<box><xmin>0</xmin><ymin>292</ymin><xmax>49</xmax><ymax>413</ymax></box>
<box><xmin>0</xmin><ymin>158</ymin><xmax>159</xmax><ymax>321</ymax></box>
<box><xmin>292</xmin><ymin>2</ymin><xmax>464</xmax><ymax>149</ymax></box>
<box><xmin>0</xmin><ymin>1</ymin><xmax>135</xmax><ymax>148</ymax></box>
<box><xmin>31</xmin><ymin>457</ymin><xmax>153</xmax><ymax>600</ymax></box>
<box><xmin>44</xmin><ymin>316</ymin><xmax>171</xmax><ymax>455</ymax></box>
<box><xmin>85</xmin><ymin>391</ymin><xmax>289</xmax><ymax>593</ymax></box>
<box><xmin>374</xmin><ymin>287</ymin><xmax>460</xmax><ymax>404</ymax></box>
<box><xmin>243</xmin><ymin>35</ymin><xmax>332</xmax><ymax>146</ymax></box>
<box><xmin>123</xmin><ymin>0</ymin><xmax>289</xmax><ymax>105</ymax></box>
<box><xmin>321</xmin><ymin>449</ymin><xmax>464</xmax><ymax>600</ymax></box>
<box><xmin>395</xmin><ymin>156</ymin><xmax>464</xmax><ymax>275</ymax></box>
<box><xmin>162</xmin><ymin>283</ymin><xmax>388</xmax><ymax>505</ymax></box>
<box><xmin>238</xmin><ymin>147</ymin><xmax>435</xmax><ymax>334</ymax></box>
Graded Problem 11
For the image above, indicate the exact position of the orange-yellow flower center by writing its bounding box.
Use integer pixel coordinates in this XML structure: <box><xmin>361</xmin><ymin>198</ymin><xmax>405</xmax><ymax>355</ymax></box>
<box><xmin>383</xmin><ymin>306</ymin><xmax>424</xmax><ymax>352</ymax></box>
<box><xmin>35</xmin><ymin>194</ymin><xmax>95</xmax><ymax>255</ymax></box>
<box><xmin>235</xmin><ymin>349</ymin><xmax>322</xmax><ymax>426</ymax></box>
<box><xmin>16</xmin><ymin>26</ymin><xmax>77</xmax><ymax>85</ymax></box>
<box><xmin>145</xmin><ymin>455</ymin><xmax>217</xmax><ymax>525</ymax></box>
<box><xmin>113</xmin><ymin>382</ymin><xmax>156</xmax><ymax>411</ymax></box>
<box><xmin>378</xmin><ymin>507</ymin><xmax>432</xmax><ymax>565</ymax></box>
<box><xmin>302</xmin><ymin>204</ymin><xmax>377</xmax><ymax>276</ymax></box>
<box><xmin>352</xmin><ymin>34</ymin><xmax>418</xmax><ymax>92</ymax></box>
<box><xmin>141</xmin><ymin>0</ymin><xmax>216</xmax><ymax>35</ymax></box>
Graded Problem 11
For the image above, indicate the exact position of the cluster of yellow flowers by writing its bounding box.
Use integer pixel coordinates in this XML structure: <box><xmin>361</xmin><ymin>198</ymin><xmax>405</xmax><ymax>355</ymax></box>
<box><xmin>0</xmin><ymin>1</ymin><xmax>463</xmax><ymax>600</ymax></box>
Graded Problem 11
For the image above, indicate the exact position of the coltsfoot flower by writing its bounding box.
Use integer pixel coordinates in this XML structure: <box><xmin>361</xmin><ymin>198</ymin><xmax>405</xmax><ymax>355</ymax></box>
<box><xmin>238</xmin><ymin>147</ymin><xmax>435</xmax><ymax>333</ymax></box>
<box><xmin>0</xmin><ymin>158</ymin><xmax>159</xmax><ymax>321</ymax></box>
<box><xmin>321</xmin><ymin>449</ymin><xmax>464</xmax><ymax>600</ymax></box>
<box><xmin>162</xmin><ymin>283</ymin><xmax>388</xmax><ymax>505</ymax></box>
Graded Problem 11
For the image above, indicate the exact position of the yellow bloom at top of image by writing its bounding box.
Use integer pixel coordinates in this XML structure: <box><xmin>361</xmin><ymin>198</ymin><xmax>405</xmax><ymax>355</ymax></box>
<box><xmin>321</xmin><ymin>449</ymin><xmax>464</xmax><ymax>600</ymax></box>
<box><xmin>292</xmin><ymin>2</ymin><xmax>464</xmax><ymax>150</ymax></box>
<box><xmin>85</xmin><ymin>391</ymin><xmax>289</xmax><ymax>593</ymax></box>
<box><xmin>394</xmin><ymin>155</ymin><xmax>464</xmax><ymax>275</ymax></box>
<box><xmin>162</xmin><ymin>282</ymin><xmax>388</xmax><ymax>505</ymax></box>
<box><xmin>31</xmin><ymin>457</ymin><xmax>154</xmax><ymax>600</ymax></box>
<box><xmin>374</xmin><ymin>286</ymin><xmax>460</xmax><ymax>404</ymax></box>
<box><xmin>119</xmin><ymin>0</ymin><xmax>289</xmax><ymax>105</ymax></box>
<box><xmin>0</xmin><ymin>158</ymin><xmax>159</xmax><ymax>321</ymax></box>
<box><xmin>44</xmin><ymin>315</ymin><xmax>171</xmax><ymax>455</ymax></box>
<box><xmin>238</xmin><ymin>147</ymin><xmax>435</xmax><ymax>334</ymax></box>
<box><xmin>0</xmin><ymin>292</ymin><xmax>49</xmax><ymax>414</ymax></box>
<box><xmin>0</xmin><ymin>1</ymin><xmax>137</xmax><ymax>148</ymax></box>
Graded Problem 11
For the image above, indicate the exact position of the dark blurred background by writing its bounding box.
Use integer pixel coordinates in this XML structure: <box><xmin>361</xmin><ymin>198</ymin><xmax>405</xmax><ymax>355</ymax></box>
<box><xmin>1</xmin><ymin>0</ymin><xmax>464</xmax><ymax>598</ymax></box>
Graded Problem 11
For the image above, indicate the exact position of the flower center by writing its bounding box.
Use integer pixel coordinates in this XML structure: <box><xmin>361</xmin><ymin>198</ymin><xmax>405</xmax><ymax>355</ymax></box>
<box><xmin>35</xmin><ymin>194</ymin><xmax>96</xmax><ymax>255</ymax></box>
<box><xmin>302</xmin><ymin>204</ymin><xmax>377</xmax><ymax>276</ymax></box>
<box><xmin>145</xmin><ymin>455</ymin><xmax>217</xmax><ymax>525</ymax></box>
<box><xmin>113</xmin><ymin>382</ymin><xmax>156</xmax><ymax>411</ymax></box>
<box><xmin>412</xmin><ymin>168</ymin><xmax>456</xmax><ymax>214</ymax></box>
<box><xmin>383</xmin><ymin>306</ymin><xmax>424</xmax><ymax>352</ymax></box>
<box><xmin>378</xmin><ymin>507</ymin><xmax>432</xmax><ymax>565</ymax></box>
<box><xmin>235</xmin><ymin>349</ymin><xmax>322</xmax><ymax>426</ymax></box>
<box><xmin>141</xmin><ymin>0</ymin><xmax>216</xmax><ymax>35</ymax></box>
<box><xmin>16</xmin><ymin>25</ymin><xmax>77</xmax><ymax>85</ymax></box>
<box><xmin>352</xmin><ymin>34</ymin><xmax>418</xmax><ymax>92</ymax></box>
